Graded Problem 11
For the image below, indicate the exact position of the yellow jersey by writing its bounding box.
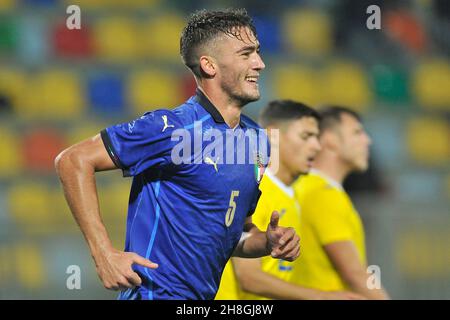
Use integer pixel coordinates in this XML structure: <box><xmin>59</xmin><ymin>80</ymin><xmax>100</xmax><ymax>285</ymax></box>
<box><xmin>215</xmin><ymin>170</ymin><xmax>301</xmax><ymax>300</ymax></box>
<box><xmin>293</xmin><ymin>170</ymin><xmax>366</xmax><ymax>291</ymax></box>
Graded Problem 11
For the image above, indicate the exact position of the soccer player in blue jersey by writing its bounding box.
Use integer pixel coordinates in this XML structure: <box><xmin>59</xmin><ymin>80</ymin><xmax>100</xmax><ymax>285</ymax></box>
<box><xmin>55</xmin><ymin>8</ymin><xmax>300</xmax><ymax>300</ymax></box>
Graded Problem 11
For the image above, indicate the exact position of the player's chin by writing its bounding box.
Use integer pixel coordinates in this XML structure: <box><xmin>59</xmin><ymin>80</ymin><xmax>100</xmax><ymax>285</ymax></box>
<box><xmin>243</xmin><ymin>88</ymin><xmax>261</xmax><ymax>101</ymax></box>
<box><xmin>296</xmin><ymin>164</ymin><xmax>311</xmax><ymax>175</ymax></box>
<box><xmin>355</xmin><ymin>160</ymin><xmax>369</xmax><ymax>172</ymax></box>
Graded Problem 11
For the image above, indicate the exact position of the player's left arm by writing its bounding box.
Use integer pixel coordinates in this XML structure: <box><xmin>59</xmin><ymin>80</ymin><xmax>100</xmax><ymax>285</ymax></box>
<box><xmin>232</xmin><ymin>211</ymin><xmax>300</xmax><ymax>261</ymax></box>
<box><xmin>324</xmin><ymin>241</ymin><xmax>390</xmax><ymax>300</ymax></box>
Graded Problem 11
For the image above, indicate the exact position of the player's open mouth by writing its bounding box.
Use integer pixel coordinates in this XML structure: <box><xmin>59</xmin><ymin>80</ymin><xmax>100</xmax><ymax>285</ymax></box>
<box><xmin>307</xmin><ymin>156</ymin><xmax>315</xmax><ymax>166</ymax></box>
<box><xmin>245</xmin><ymin>76</ymin><xmax>259</xmax><ymax>84</ymax></box>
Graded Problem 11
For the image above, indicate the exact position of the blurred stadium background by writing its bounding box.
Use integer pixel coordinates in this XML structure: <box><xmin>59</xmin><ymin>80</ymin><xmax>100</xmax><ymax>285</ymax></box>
<box><xmin>0</xmin><ymin>0</ymin><xmax>448</xmax><ymax>299</ymax></box>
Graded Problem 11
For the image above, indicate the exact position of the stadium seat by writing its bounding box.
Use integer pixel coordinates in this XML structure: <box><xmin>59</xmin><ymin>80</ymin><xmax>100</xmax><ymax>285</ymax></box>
<box><xmin>180</xmin><ymin>73</ymin><xmax>197</xmax><ymax>101</ymax></box>
<box><xmin>447</xmin><ymin>174</ymin><xmax>450</xmax><ymax>200</ymax></box>
<box><xmin>0</xmin><ymin>16</ymin><xmax>17</xmax><ymax>53</ymax></box>
<box><xmin>411</xmin><ymin>59</ymin><xmax>450</xmax><ymax>110</ymax></box>
<box><xmin>406</xmin><ymin>117</ymin><xmax>450</xmax><ymax>166</ymax></box>
<box><xmin>15</xmin><ymin>243</ymin><xmax>46</xmax><ymax>289</ymax></box>
<box><xmin>141</xmin><ymin>13</ymin><xmax>185</xmax><ymax>61</ymax></box>
<box><xmin>62</xmin><ymin>0</ymin><xmax>105</xmax><ymax>11</ymax></box>
<box><xmin>321</xmin><ymin>61</ymin><xmax>372</xmax><ymax>112</ymax></box>
<box><xmin>396</xmin><ymin>227</ymin><xmax>450</xmax><ymax>278</ymax></box>
<box><xmin>17</xmin><ymin>70</ymin><xmax>84</xmax><ymax>120</ymax></box>
<box><xmin>128</xmin><ymin>69</ymin><xmax>183</xmax><ymax>115</ymax></box>
<box><xmin>49</xmin><ymin>187</ymin><xmax>78</xmax><ymax>232</ymax></box>
<box><xmin>0</xmin><ymin>127</ymin><xmax>22</xmax><ymax>177</ymax></box>
<box><xmin>371</xmin><ymin>64</ymin><xmax>410</xmax><ymax>105</ymax></box>
<box><xmin>52</xmin><ymin>20</ymin><xmax>93</xmax><ymax>58</ymax></box>
<box><xmin>21</xmin><ymin>128</ymin><xmax>67</xmax><ymax>174</ymax></box>
<box><xmin>272</xmin><ymin>65</ymin><xmax>321</xmax><ymax>106</ymax></box>
<box><xmin>385</xmin><ymin>10</ymin><xmax>427</xmax><ymax>54</ymax></box>
<box><xmin>64</xmin><ymin>0</ymin><xmax>160</xmax><ymax>10</ymax></box>
<box><xmin>0</xmin><ymin>68</ymin><xmax>26</xmax><ymax>111</ymax></box>
<box><xmin>17</xmin><ymin>15</ymin><xmax>48</xmax><ymax>65</ymax></box>
<box><xmin>282</xmin><ymin>9</ymin><xmax>332</xmax><ymax>56</ymax></box>
<box><xmin>93</xmin><ymin>17</ymin><xmax>141</xmax><ymax>63</ymax></box>
<box><xmin>66</xmin><ymin>121</ymin><xmax>107</xmax><ymax>145</ymax></box>
<box><xmin>8</xmin><ymin>182</ymin><xmax>52</xmax><ymax>232</ymax></box>
<box><xmin>108</xmin><ymin>0</ymin><xmax>160</xmax><ymax>10</ymax></box>
<box><xmin>0</xmin><ymin>0</ymin><xmax>15</xmax><ymax>11</ymax></box>
<box><xmin>87</xmin><ymin>73</ymin><xmax>125</xmax><ymax>115</ymax></box>
<box><xmin>22</xmin><ymin>0</ymin><xmax>56</xmax><ymax>6</ymax></box>
<box><xmin>252</xmin><ymin>15</ymin><xmax>282</xmax><ymax>54</ymax></box>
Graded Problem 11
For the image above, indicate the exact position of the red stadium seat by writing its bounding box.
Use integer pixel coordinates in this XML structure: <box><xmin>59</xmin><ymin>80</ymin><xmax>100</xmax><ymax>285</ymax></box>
<box><xmin>21</xmin><ymin>128</ymin><xmax>68</xmax><ymax>174</ymax></box>
<box><xmin>52</xmin><ymin>20</ymin><xmax>94</xmax><ymax>58</ymax></box>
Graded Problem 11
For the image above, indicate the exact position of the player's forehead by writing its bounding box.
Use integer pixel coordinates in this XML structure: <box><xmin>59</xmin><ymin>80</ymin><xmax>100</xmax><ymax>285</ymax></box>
<box><xmin>340</xmin><ymin>113</ymin><xmax>363</xmax><ymax>131</ymax></box>
<box><xmin>289</xmin><ymin>117</ymin><xmax>320</xmax><ymax>134</ymax></box>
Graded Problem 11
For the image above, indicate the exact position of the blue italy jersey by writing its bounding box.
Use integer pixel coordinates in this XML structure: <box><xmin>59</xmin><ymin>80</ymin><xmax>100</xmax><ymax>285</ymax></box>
<box><xmin>101</xmin><ymin>89</ymin><xmax>269</xmax><ymax>300</ymax></box>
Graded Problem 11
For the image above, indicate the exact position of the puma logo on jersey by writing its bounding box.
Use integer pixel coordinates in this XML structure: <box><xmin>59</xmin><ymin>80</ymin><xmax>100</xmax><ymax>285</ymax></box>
<box><xmin>205</xmin><ymin>157</ymin><xmax>219</xmax><ymax>172</ymax></box>
<box><xmin>162</xmin><ymin>115</ymin><xmax>174</xmax><ymax>132</ymax></box>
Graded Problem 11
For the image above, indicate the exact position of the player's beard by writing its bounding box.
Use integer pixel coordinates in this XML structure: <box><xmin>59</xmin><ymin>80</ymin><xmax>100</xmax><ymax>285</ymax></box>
<box><xmin>222</xmin><ymin>80</ymin><xmax>260</xmax><ymax>108</ymax></box>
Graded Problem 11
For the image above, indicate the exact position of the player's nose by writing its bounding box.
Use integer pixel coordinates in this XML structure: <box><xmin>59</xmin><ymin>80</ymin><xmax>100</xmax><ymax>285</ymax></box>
<box><xmin>253</xmin><ymin>53</ymin><xmax>265</xmax><ymax>71</ymax></box>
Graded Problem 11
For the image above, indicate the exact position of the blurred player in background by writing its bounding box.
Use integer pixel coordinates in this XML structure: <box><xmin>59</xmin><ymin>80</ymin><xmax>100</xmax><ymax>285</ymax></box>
<box><xmin>294</xmin><ymin>106</ymin><xmax>390</xmax><ymax>300</ymax></box>
<box><xmin>216</xmin><ymin>100</ymin><xmax>364</xmax><ymax>300</ymax></box>
<box><xmin>55</xmin><ymin>8</ymin><xmax>300</xmax><ymax>300</ymax></box>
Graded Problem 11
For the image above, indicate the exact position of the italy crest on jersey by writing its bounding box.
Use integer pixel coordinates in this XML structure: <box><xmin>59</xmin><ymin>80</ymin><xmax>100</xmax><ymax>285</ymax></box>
<box><xmin>254</xmin><ymin>153</ymin><xmax>265</xmax><ymax>184</ymax></box>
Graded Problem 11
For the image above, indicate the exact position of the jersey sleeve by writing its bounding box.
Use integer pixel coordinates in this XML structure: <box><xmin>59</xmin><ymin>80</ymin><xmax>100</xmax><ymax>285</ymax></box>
<box><xmin>101</xmin><ymin>110</ymin><xmax>182</xmax><ymax>177</ymax></box>
<box><xmin>246</xmin><ymin>189</ymin><xmax>262</xmax><ymax>217</ymax></box>
<box><xmin>304</xmin><ymin>189</ymin><xmax>354</xmax><ymax>246</ymax></box>
<box><xmin>249</xmin><ymin>189</ymin><xmax>270</xmax><ymax>230</ymax></box>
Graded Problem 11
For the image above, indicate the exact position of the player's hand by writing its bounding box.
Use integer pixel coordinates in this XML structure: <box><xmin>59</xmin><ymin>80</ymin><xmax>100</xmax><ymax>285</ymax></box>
<box><xmin>266</xmin><ymin>211</ymin><xmax>300</xmax><ymax>262</ymax></box>
<box><xmin>317</xmin><ymin>291</ymin><xmax>367</xmax><ymax>300</ymax></box>
<box><xmin>95</xmin><ymin>248</ymin><xmax>158</xmax><ymax>291</ymax></box>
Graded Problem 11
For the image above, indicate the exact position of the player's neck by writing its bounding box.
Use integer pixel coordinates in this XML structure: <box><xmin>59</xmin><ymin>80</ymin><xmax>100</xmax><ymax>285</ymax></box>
<box><xmin>198</xmin><ymin>86</ymin><xmax>242</xmax><ymax>129</ymax></box>
<box><xmin>269</xmin><ymin>162</ymin><xmax>297</xmax><ymax>186</ymax></box>
<box><xmin>313</xmin><ymin>153</ymin><xmax>350</xmax><ymax>185</ymax></box>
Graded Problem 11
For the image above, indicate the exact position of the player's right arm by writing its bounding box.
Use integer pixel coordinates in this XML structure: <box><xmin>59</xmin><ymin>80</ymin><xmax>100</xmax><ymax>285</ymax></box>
<box><xmin>324</xmin><ymin>241</ymin><xmax>390</xmax><ymax>300</ymax></box>
<box><xmin>232</xmin><ymin>257</ymin><xmax>365</xmax><ymax>300</ymax></box>
<box><xmin>55</xmin><ymin>134</ymin><xmax>158</xmax><ymax>290</ymax></box>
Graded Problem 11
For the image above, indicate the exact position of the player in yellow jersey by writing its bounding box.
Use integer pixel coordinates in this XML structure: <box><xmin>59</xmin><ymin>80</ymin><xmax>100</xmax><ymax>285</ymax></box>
<box><xmin>216</xmin><ymin>100</ymin><xmax>363</xmax><ymax>300</ymax></box>
<box><xmin>294</xmin><ymin>106</ymin><xmax>389</xmax><ymax>300</ymax></box>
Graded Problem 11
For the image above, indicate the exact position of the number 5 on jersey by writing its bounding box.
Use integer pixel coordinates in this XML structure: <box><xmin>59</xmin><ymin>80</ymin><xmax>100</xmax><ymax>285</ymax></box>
<box><xmin>225</xmin><ymin>190</ymin><xmax>240</xmax><ymax>227</ymax></box>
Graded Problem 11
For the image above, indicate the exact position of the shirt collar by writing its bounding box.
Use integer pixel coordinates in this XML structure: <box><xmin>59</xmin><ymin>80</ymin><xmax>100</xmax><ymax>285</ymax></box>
<box><xmin>265</xmin><ymin>169</ymin><xmax>295</xmax><ymax>198</ymax></box>
<box><xmin>309</xmin><ymin>169</ymin><xmax>344</xmax><ymax>191</ymax></box>
<box><xmin>194</xmin><ymin>88</ymin><xmax>246</xmax><ymax>128</ymax></box>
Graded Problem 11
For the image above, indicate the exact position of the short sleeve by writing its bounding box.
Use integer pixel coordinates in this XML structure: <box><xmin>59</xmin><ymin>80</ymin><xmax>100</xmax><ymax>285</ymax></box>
<box><xmin>247</xmin><ymin>189</ymin><xmax>262</xmax><ymax>217</ymax></box>
<box><xmin>249</xmin><ymin>190</ymin><xmax>271</xmax><ymax>230</ymax></box>
<box><xmin>101</xmin><ymin>110</ymin><xmax>182</xmax><ymax>177</ymax></box>
<box><xmin>304</xmin><ymin>189</ymin><xmax>354</xmax><ymax>246</ymax></box>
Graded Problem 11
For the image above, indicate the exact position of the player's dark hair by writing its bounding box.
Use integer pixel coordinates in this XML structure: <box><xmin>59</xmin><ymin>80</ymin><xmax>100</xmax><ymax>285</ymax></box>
<box><xmin>259</xmin><ymin>100</ymin><xmax>321</xmax><ymax>129</ymax></box>
<box><xmin>318</xmin><ymin>105</ymin><xmax>362</xmax><ymax>133</ymax></box>
<box><xmin>180</xmin><ymin>8</ymin><xmax>257</xmax><ymax>78</ymax></box>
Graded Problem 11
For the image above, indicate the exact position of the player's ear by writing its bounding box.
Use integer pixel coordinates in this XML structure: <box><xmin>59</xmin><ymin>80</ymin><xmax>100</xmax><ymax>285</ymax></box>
<box><xmin>321</xmin><ymin>130</ymin><xmax>340</xmax><ymax>153</ymax></box>
<box><xmin>199</xmin><ymin>55</ymin><xmax>216</xmax><ymax>78</ymax></box>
